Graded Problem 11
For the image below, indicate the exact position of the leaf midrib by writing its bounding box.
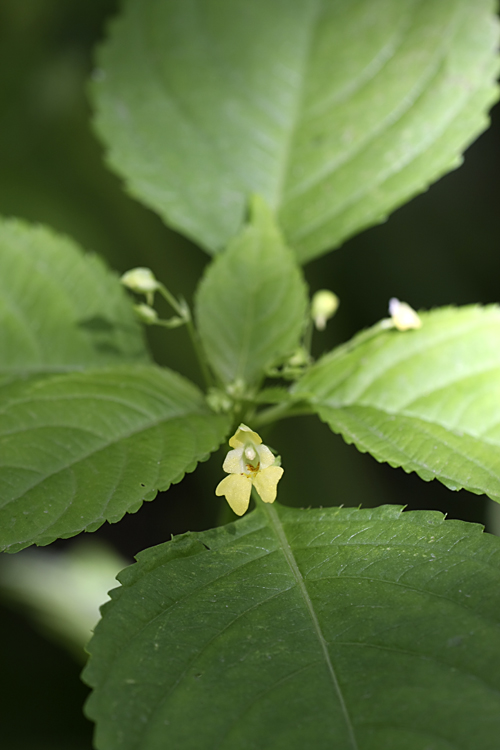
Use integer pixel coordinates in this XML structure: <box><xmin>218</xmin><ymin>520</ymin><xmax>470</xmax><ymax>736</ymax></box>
<box><xmin>261</xmin><ymin>500</ymin><xmax>359</xmax><ymax>750</ymax></box>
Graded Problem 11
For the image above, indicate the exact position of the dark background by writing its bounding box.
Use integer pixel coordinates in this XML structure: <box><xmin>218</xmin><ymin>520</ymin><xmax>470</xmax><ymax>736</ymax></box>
<box><xmin>0</xmin><ymin>1</ymin><xmax>499</xmax><ymax>747</ymax></box>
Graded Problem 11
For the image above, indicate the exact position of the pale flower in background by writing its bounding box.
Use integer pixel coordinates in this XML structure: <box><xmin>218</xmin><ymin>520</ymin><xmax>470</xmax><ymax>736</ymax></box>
<box><xmin>388</xmin><ymin>297</ymin><xmax>422</xmax><ymax>331</ymax></box>
<box><xmin>311</xmin><ymin>289</ymin><xmax>339</xmax><ymax>330</ymax></box>
<box><xmin>120</xmin><ymin>267</ymin><xmax>159</xmax><ymax>294</ymax></box>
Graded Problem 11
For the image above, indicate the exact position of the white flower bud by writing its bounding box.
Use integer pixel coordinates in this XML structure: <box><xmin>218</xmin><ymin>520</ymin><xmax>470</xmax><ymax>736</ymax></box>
<box><xmin>121</xmin><ymin>267</ymin><xmax>159</xmax><ymax>294</ymax></box>
<box><xmin>311</xmin><ymin>290</ymin><xmax>339</xmax><ymax>330</ymax></box>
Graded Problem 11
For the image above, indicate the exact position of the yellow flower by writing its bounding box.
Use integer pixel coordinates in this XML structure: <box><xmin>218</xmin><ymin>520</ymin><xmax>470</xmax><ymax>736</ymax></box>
<box><xmin>215</xmin><ymin>424</ymin><xmax>284</xmax><ymax>516</ymax></box>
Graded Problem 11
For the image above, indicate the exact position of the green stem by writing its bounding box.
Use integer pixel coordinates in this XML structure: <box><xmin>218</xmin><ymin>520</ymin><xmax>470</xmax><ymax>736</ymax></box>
<box><xmin>303</xmin><ymin>316</ymin><xmax>314</xmax><ymax>356</ymax></box>
<box><xmin>155</xmin><ymin>317</ymin><xmax>184</xmax><ymax>329</ymax></box>
<box><xmin>253</xmin><ymin>401</ymin><xmax>314</xmax><ymax>428</ymax></box>
<box><xmin>185</xmin><ymin>316</ymin><xmax>214</xmax><ymax>388</ymax></box>
<box><xmin>158</xmin><ymin>283</ymin><xmax>214</xmax><ymax>388</ymax></box>
<box><xmin>157</xmin><ymin>282</ymin><xmax>185</xmax><ymax>317</ymax></box>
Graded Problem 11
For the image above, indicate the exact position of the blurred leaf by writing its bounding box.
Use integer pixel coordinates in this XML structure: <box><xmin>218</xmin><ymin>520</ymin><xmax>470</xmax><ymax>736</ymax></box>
<box><xmin>84</xmin><ymin>503</ymin><xmax>500</xmax><ymax>750</ymax></box>
<box><xmin>0</xmin><ymin>540</ymin><xmax>125</xmax><ymax>656</ymax></box>
<box><xmin>0</xmin><ymin>365</ymin><xmax>230</xmax><ymax>553</ymax></box>
<box><xmin>488</xmin><ymin>500</ymin><xmax>500</xmax><ymax>536</ymax></box>
<box><xmin>92</xmin><ymin>0</ymin><xmax>499</xmax><ymax>261</ymax></box>
<box><xmin>195</xmin><ymin>197</ymin><xmax>308</xmax><ymax>386</ymax></box>
<box><xmin>0</xmin><ymin>217</ymin><xmax>149</xmax><ymax>383</ymax></box>
<box><xmin>294</xmin><ymin>305</ymin><xmax>500</xmax><ymax>503</ymax></box>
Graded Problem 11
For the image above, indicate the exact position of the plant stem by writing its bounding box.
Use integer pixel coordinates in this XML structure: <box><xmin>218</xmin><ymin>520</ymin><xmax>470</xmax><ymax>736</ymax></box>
<box><xmin>185</xmin><ymin>316</ymin><xmax>214</xmax><ymax>388</ymax></box>
<box><xmin>157</xmin><ymin>283</ymin><xmax>214</xmax><ymax>388</ymax></box>
<box><xmin>157</xmin><ymin>282</ymin><xmax>185</xmax><ymax>317</ymax></box>
<box><xmin>303</xmin><ymin>316</ymin><xmax>314</xmax><ymax>356</ymax></box>
<box><xmin>253</xmin><ymin>401</ymin><xmax>313</xmax><ymax>428</ymax></box>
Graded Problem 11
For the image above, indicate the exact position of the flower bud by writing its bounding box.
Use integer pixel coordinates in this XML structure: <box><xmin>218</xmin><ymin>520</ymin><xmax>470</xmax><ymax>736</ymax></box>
<box><xmin>388</xmin><ymin>298</ymin><xmax>422</xmax><ymax>331</ymax></box>
<box><xmin>133</xmin><ymin>303</ymin><xmax>158</xmax><ymax>324</ymax></box>
<box><xmin>121</xmin><ymin>267</ymin><xmax>159</xmax><ymax>294</ymax></box>
<box><xmin>311</xmin><ymin>290</ymin><xmax>339</xmax><ymax>330</ymax></box>
<box><xmin>206</xmin><ymin>388</ymin><xmax>233</xmax><ymax>413</ymax></box>
<box><xmin>287</xmin><ymin>347</ymin><xmax>310</xmax><ymax>368</ymax></box>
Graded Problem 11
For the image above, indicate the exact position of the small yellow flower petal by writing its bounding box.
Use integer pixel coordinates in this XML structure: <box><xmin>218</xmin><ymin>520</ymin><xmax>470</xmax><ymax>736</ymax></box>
<box><xmin>222</xmin><ymin>447</ymin><xmax>244</xmax><ymax>474</ymax></box>
<box><xmin>215</xmin><ymin>474</ymin><xmax>252</xmax><ymax>516</ymax></box>
<box><xmin>253</xmin><ymin>466</ymin><xmax>284</xmax><ymax>504</ymax></box>
<box><xmin>228</xmin><ymin>423</ymin><xmax>262</xmax><ymax>449</ymax></box>
<box><xmin>389</xmin><ymin>298</ymin><xmax>422</xmax><ymax>331</ymax></box>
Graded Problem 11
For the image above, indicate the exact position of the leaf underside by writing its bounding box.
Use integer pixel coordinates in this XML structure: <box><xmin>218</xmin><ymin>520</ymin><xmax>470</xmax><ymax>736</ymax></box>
<box><xmin>92</xmin><ymin>0</ymin><xmax>499</xmax><ymax>261</ymax></box>
<box><xmin>294</xmin><ymin>305</ymin><xmax>500</xmax><ymax>503</ymax></box>
<box><xmin>83</xmin><ymin>503</ymin><xmax>500</xmax><ymax>750</ymax></box>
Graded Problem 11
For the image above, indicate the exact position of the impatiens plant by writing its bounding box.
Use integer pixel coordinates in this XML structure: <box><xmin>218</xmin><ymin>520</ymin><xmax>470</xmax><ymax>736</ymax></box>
<box><xmin>2</xmin><ymin>0</ymin><xmax>500</xmax><ymax>748</ymax></box>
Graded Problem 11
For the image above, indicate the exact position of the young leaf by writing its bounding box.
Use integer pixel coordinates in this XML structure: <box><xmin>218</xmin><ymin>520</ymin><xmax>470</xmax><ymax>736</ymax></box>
<box><xmin>83</xmin><ymin>503</ymin><xmax>500</xmax><ymax>750</ymax></box>
<box><xmin>0</xmin><ymin>218</ymin><xmax>149</xmax><ymax>380</ymax></box>
<box><xmin>0</xmin><ymin>366</ymin><xmax>230</xmax><ymax>553</ymax></box>
<box><xmin>92</xmin><ymin>0</ymin><xmax>499</xmax><ymax>261</ymax></box>
<box><xmin>294</xmin><ymin>305</ymin><xmax>500</xmax><ymax>502</ymax></box>
<box><xmin>195</xmin><ymin>198</ymin><xmax>308</xmax><ymax>386</ymax></box>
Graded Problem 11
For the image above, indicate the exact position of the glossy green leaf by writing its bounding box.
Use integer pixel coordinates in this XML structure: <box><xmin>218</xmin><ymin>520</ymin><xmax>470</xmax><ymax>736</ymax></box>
<box><xmin>92</xmin><ymin>0</ymin><xmax>499</xmax><ymax>261</ymax></box>
<box><xmin>83</xmin><ymin>502</ymin><xmax>500</xmax><ymax>750</ymax></box>
<box><xmin>0</xmin><ymin>366</ymin><xmax>230</xmax><ymax>553</ymax></box>
<box><xmin>0</xmin><ymin>218</ymin><xmax>149</xmax><ymax>382</ymax></box>
<box><xmin>294</xmin><ymin>305</ymin><xmax>500</xmax><ymax>502</ymax></box>
<box><xmin>195</xmin><ymin>198</ymin><xmax>308</xmax><ymax>386</ymax></box>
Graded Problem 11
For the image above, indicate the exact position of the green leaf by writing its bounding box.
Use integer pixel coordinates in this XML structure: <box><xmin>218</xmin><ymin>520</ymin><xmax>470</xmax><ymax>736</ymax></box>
<box><xmin>0</xmin><ymin>218</ymin><xmax>149</xmax><ymax>381</ymax></box>
<box><xmin>83</xmin><ymin>503</ymin><xmax>500</xmax><ymax>750</ymax></box>
<box><xmin>294</xmin><ymin>305</ymin><xmax>500</xmax><ymax>502</ymax></box>
<box><xmin>195</xmin><ymin>198</ymin><xmax>308</xmax><ymax>386</ymax></box>
<box><xmin>92</xmin><ymin>0</ymin><xmax>499</xmax><ymax>261</ymax></box>
<box><xmin>0</xmin><ymin>365</ymin><xmax>230</xmax><ymax>553</ymax></box>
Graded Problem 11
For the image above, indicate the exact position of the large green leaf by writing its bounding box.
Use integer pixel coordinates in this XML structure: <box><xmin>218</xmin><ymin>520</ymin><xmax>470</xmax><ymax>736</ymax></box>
<box><xmin>195</xmin><ymin>198</ymin><xmax>308</xmax><ymax>386</ymax></box>
<box><xmin>294</xmin><ymin>305</ymin><xmax>500</xmax><ymax>502</ymax></box>
<box><xmin>83</xmin><ymin>502</ymin><xmax>500</xmax><ymax>749</ymax></box>
<box><xmin>92</xmin><ymin>0</ymin><xmax>499</xmax><ymax>261</ymax></box>
<box><xmin>0</xmin><ymin>218</ymin><xmax>149</xmax><ymax>381</ymax></box>
<box><xmin>0</xmin><ymin>366</ymin><xmax>229</xmax><ymax>553</ymax></box>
